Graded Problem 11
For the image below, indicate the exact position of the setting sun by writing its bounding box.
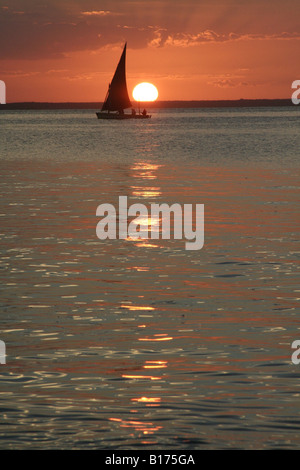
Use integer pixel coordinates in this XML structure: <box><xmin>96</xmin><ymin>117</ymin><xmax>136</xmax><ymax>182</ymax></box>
<box><xmin>132</xmin><ymin>83</ymin><xmax>159</xmax><ymax>102</ymax></box>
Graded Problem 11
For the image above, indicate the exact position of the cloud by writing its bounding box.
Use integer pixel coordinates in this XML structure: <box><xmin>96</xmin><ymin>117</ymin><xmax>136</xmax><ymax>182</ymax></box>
<box><xmin>164</xmin><ymin>30</ymin><xmax>225</xmax><ymax>47</ymax></box>
<box><xmin>80</xmin><ymin>11</ymin><xmax>119</xmax><ymax>17</ymax></box>
<box><xmin>209</xmin><ymin>79</ymin><xmax>250</xmax><ymax>88</ymax></box>
<box><xmin>206</xmin><ymin>72</ymin><xmax>259</xmax><ymax>89</ymax></box>
<box><xmin>231</xmin><ymin>31</ymin><xmax>300</xmax><ymax>42</ymax></box>
<box><xmin>148</xmin><ymin>28</ymin><xmax>168</xmax><ymax>47</ymax></box>
<box><xmin>162</xmin><ymin>30</ymin><xmax>300</xmax><ymax>47</ymax></box>
<box><xmin>0</xmin><ymin>1</ymin><xmax>300</xmax><ymax>60</ymax></box>
<box><xmin>0</xmin><ymin>69</ymin><xmax>40</xmax><ymax>78</ymax></box>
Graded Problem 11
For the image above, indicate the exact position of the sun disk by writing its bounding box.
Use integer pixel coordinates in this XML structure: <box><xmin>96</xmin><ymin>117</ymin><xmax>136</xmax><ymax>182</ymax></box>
<box><xmin>132</xmin><ymin>82</ymin><xmax>158</xmax><ymax>102</ymax></box>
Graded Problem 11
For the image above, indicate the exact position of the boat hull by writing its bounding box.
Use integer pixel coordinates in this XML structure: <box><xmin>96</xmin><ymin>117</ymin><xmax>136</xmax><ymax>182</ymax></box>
<box><xmin>96</xmin><ymin>112</ymin><xmax>151</xmax><ymax>120</ymax></box>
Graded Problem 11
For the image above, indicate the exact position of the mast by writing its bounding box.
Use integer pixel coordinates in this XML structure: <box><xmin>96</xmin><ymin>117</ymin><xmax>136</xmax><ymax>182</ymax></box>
<box><xmin>101</xmin><ymin>43</ymin><xmax>132</xmax><ymax>112</ymax></box>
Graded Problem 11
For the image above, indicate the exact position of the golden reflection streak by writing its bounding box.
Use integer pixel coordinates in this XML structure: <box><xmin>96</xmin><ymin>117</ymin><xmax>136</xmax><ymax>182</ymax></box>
<box><xmin>132</xmin><ymin>191</ymin><xmax>161</xmax><ymax>198</ymax></box>
<box><xmin>130</xmin><ymin>162</ymin><xmax>162</xmax><ymax>181</ymax></box>
<box><xmin>127</xmin><ymin>162</ymin><xmax>164</xmax><ymax>243</ymax></box>
<box><xmin>146</xmin><ymin>361</ymin><xmax>168</xmax><ymax>364</ymax></box>
<box><xmin>124</xmin><ymin>212</ymin><xmax>160</xmax><ymax>246</ymax></box>
<box><xmin>143</xmin><ymin>365</ymin><xmax>167</xmax><ymax>369</ymax></box>
<box><xmin>144</xmin><ymin>360</ymin><xmax>168</xmax><ymax>369</ymax></box>
<box><xmin>134</xmin><ymin>173</ymin><xmax>156</xmax><ymax>179</ymax></box>
<box><xmin>121</xmin><ymin>305</ymin><xmax>155</xmax><ymax>311</ymax></box>
<box><xmin>131</xmin><ymin>397</ymin><xmax>161</xmax><ymax>403</ymax></box>
<box><xmin>131</xmin><ymin>186</ymin><xmax>162</xmax><ymax>198</ymax></box>
<box><xmin>139</xmin><ymin>337</ymin><xmax>173</xmax><ymax>341</ymax></box>
<box><xmin>127</xmin><ymin>266</ymin><xmax>149</xmax><ymax>272</ymax></box>
<box><xmin>125</xmin><ymin>236</ymin><xmax>159</xmax><ymax>248</ymax></box>
<box><xmin>131</xmin><ymin>163</ymin><xmax>162</xmax><ymax>171</ymax></box>
<box><xmin>109</xmin><ymin>417</ymin><xmax>162</xmax><ymax>434</ymax></box>
<box><xmin>133</xmin><ymin>241</ymin><xmax>159</xmax><ymax>248</ymax></box>
<box><xmin>122</xmin><ymin>375</ymin><xmax>161</xmax><ymax>380</ymax></box>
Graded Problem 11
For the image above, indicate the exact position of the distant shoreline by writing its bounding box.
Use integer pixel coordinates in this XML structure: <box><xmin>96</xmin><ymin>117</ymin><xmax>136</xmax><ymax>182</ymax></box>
<box><xmin>0</xmin><ymin>99</ymin><xmax>294</xmax><ymax>110</ymax></box>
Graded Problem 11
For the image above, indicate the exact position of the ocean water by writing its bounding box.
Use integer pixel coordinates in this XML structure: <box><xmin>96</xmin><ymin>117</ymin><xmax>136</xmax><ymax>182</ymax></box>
<box><xmin>0</xmin><ymin>107</ymin><xmax>299</xmax><ymax>449</ymax></box>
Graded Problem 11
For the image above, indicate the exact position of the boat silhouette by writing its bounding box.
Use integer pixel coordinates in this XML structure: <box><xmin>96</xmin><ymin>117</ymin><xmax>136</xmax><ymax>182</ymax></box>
<box><xmin>96</xmin><ymin>43</ymin><xmax>151</xmax><ymax>120</ymax></box>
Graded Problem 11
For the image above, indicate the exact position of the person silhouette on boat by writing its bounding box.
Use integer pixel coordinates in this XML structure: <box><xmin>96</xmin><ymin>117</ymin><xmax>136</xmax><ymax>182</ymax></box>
<box><xmin>131</xmin><ymin>108</ymin><xmax>136</xmax><ymax>116</ymax></box>
<box><xmin>142</xmin><ymin>108</ymin><xmax>147</xmax><ymax>117</ymax></box>
<box><xmin>118</xmin><ymin>108</ymin><xmax>124</xmax><ymax>116</ymax></box>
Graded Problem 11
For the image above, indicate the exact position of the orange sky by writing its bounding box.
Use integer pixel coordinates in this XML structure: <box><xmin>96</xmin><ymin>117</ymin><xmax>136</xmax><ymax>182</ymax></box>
<box><xmin>0</xmin><ymin>0</ymin><xmax>299</xmax><ymax>102</ymax></box>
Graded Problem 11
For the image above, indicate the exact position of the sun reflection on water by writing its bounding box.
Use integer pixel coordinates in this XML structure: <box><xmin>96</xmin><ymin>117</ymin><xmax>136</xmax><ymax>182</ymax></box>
<box><xmin>109</xmin><ymin>417</ymin><xmax>162</xmax><ymax>435</ymax></box>
<box><xmin>139</xmin><ymin>334</ymin><xmax>173</xmax><ymax>342</ymax></box>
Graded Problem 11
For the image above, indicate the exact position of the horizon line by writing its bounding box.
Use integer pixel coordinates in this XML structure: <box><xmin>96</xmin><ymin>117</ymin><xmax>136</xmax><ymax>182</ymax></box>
<box><xmin>0</xmin><ymin>98</ymin><xmax>294</xmax><ymax>110</ymax></box>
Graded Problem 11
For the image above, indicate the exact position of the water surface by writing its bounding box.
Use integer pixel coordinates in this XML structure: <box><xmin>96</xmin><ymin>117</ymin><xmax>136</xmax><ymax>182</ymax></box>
<box><xmin>0</xmin><ymin>107</ymin><xmax>299</xmax><ymax>449</ymax></box>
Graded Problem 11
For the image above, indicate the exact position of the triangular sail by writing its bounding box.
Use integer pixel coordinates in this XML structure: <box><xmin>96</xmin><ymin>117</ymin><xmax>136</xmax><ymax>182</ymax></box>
<box><xmin>101</xmin><ymin>43</ymin><xmax>132</xmax><ymax>111</ymax></box>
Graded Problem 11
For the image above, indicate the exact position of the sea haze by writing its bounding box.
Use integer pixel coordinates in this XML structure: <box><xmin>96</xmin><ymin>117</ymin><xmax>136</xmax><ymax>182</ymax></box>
<box><xmin>0</xmin><ymin>106</ymin><xmax>299</xmax><ymax>449</ymax></box>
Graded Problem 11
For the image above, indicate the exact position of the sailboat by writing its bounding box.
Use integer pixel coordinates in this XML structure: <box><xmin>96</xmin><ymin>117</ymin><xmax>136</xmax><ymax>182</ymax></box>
<box><xmin>96</xmin><ymin>43</ymin><xmax>151</xmax><ymax>120</ymax></box>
